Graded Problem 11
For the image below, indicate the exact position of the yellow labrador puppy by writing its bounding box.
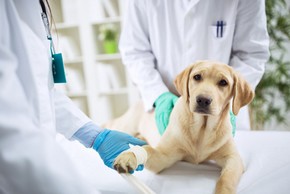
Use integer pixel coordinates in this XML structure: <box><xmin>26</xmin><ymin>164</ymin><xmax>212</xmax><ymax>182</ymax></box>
<box><xmin>109</xmin><ymin>60</ymin><xmax>254</xmax><ymax>194</ymax></box>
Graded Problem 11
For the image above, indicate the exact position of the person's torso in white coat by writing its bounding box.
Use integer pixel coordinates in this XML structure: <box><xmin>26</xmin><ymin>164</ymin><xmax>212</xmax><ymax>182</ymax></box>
<box><xmin>119</xmin><ymin>0</ymin><xmax>270</xmax><ymax>130</ymax></box>
<box><xmin>0</xmin><ymin>0</ymin><xmax>97</xmax><ymax>193</ymax></box>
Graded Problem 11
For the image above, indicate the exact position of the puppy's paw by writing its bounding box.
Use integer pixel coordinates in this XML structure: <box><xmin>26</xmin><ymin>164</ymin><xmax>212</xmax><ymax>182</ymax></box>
<box><xmin>113</xmin><ymin>152</ymin><xmax>137</xmax><ymax>173</ymax></box>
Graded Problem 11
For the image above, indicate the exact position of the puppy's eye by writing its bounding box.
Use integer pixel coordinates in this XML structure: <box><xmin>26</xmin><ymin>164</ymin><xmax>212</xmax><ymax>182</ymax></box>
<box><xmin>193</xmin><ymin>74</ymin><xmax>202</xmax><ymax>81</ymax></box>
<box><xmin>219</xmin><ymin>79</ymin><xmax>228</xmax><ymax>86</ymax></box>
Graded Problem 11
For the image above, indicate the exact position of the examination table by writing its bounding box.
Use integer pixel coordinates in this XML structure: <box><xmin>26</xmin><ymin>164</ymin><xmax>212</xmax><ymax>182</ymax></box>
<box><xmin>57</xmin><ymin>131</ymin><xmax>290</xmax><ymax>194</ymax></box>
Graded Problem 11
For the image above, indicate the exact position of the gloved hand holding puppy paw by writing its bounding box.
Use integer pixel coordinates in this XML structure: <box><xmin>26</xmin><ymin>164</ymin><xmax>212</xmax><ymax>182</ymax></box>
<box><xmin>72</xmin><ymin>122</ymin><xmax>147</xmax><ymax>173</ymax></box>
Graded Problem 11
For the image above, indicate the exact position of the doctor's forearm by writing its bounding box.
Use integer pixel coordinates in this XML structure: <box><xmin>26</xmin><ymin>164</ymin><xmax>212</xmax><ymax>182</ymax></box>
<box><xmin>230</xmin><ymin>0</ymin><xmax>269</xmax><ymax>89</ymax></box>
<box><xmin>120</xmin><ymin>0</ymin><xmax>170</xmax><ymax>110</ymax></box>
<box><xmin>125</xmin><ymin>61</ymin><xmax>169</xmax><ymax>111</ymax></box>
<box><xmin>71</xmin><ymin>122</ymin><xmax>104</xmax><ymax>148</ymax></box>
<box><xmin>229</xmin><ymin>55</ymin><xmax>267</xmax><ymax>89</ymax></box>
<box><xmin>54</xmin><ymin>89</ymin><xmax>91</xmax><ymax>138</ymax></box>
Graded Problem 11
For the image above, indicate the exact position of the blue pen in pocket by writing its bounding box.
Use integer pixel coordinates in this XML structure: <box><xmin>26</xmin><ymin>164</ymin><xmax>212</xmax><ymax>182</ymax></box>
<box><xmin>221</xmin><ymin>20</ymin><xmax>224</xmax><ymax>37</ymax></box>
<box><xmin>216</xmin><ymin>20</ymin><xmax>225</xmax><ymax>38</ymax></box>
<box><xmin>216</xmin><ymin>21</ymin><xmax>220</xmax><ymax>38</ymax></box>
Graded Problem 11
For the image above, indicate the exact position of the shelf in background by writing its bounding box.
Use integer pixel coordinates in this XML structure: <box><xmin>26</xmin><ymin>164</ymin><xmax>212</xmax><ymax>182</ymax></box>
<box><xmin>67</xmin><ymin>91</ymin><xmax>88</xmax><ymax>98</ymax></box>
<box><xmin>50</xmin><ymin>0</ymin><xmax>133</xmax><ymax>124</ymax></box>
<box><xmin>91</xmin><ymin>17</ymin><xmax>121</xmax><ymax>25</ymax></box>
<box><xmin>54</xmin><ymin>22</ymin><xmax>79</xmax><ymax>30</ymax></box>
<box><xmin>99</xmin><ymin>88</ymin><xmax>128</xmax><ymax>96</ymax></box>
<box><xmin>96</xmin><ymin>53</ymin><xmax>121</xmax><ymax>61</ymax></box>
<box><xmin>64</xmin><ymin>56</ymin><xmax>83</xmax><ymax>65</ymax></box>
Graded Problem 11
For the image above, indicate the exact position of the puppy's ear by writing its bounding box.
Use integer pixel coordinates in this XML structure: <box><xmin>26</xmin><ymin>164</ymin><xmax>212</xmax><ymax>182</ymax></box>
<box><xmin>232</xmin><ymin>74</ymin><xmax>255</xmax><ymax>115</ymax></box>
<box><xmin>174</xmin><ymin>65</ymin><xmax>193</xmax><ymax>102</ymax></box>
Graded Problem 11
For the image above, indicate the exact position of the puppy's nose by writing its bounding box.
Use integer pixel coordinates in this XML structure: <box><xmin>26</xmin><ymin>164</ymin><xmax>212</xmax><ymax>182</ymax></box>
<box><xmin>196</xmin><ymin>95</ymin><xmax>212</xmax><ymax>108</ymax></box>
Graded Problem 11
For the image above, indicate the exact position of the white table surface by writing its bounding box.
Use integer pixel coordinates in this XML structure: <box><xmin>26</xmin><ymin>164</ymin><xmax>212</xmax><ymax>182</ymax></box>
<box><xmin>57</xmin><ymin>131</ymin><xmax>290</xmax><ymax>194</ymax></box>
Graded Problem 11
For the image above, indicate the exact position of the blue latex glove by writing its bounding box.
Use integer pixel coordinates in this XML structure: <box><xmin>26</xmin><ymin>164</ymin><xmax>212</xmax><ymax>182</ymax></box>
<box><xmin>92</xmin><ymin>129</ymin><xmax>147</xmax><ymax>173</ymax></box>
<box><xmin>154</xmin><ymin>92</ymin><xmax>178</xmax><ymax>135</ymax></box>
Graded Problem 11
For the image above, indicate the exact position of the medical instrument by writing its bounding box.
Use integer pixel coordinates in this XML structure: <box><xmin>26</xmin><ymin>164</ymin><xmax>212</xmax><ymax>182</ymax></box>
<box><xmin>120</xmin><ymin>173</ymin><xmax>156</xmax><ymax>194</ymax></box>
<box><xmin>117</xmin><ymin>145</ymin><xmax>153</xmax><ymax>193</ymax></box>
<box><xmin>40</xmin><ymin>1</ymin><xmax>66</xmax><ymax>83</ymax></box>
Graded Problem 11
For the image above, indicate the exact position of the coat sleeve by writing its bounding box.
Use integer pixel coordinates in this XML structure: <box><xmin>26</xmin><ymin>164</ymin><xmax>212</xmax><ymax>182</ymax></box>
<box><xmin>54</xmin><ymin>90</ymin><xmax>92</xmax><ymax>138</ymax></box>
<box><xmin>0</xmin><ymin>1</ymin><xmax>98</xmax><ymax>193</ymax></box>
<box><xmin>119</xmin><ymin>0</ymin><xmax>169</xmax><ymax>111</ymax></box>
<box><xmin>229</xmin><ymin>0</ymin><xmax>270</xmax><ymax>89</ymax></box>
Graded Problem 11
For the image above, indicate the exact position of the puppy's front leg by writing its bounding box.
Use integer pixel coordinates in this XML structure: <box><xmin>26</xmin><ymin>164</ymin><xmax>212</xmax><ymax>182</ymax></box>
<box><xmin>143</xmin><ymin>144</ymin><xmax>184</xmax><ymax>173</ymax></box>
<box><xmin>214</xmin><ymin>152</ymin><xmax>244</xmax><ymax>194</ymax></box>
<box><xmin>114</xmin><ymin>141</ymin><xmax>184</xmax><ymax>174</ymax></box>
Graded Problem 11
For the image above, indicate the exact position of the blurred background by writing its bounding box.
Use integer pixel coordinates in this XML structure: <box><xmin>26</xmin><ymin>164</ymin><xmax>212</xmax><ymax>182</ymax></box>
<box><xmin>50</xmin><ymin>0</ymin><xmax>290</xmax><ymax>131</ymax></box>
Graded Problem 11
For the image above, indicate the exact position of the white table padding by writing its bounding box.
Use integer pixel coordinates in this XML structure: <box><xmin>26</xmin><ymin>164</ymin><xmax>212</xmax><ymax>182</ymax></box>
<box><xmin>57</xmin><ymin>131</ymin><xmax>290</xmax><ymax>194</ymax></box>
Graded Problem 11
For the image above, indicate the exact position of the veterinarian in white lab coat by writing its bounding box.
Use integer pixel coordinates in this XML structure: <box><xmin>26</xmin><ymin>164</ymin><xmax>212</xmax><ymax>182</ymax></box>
<box><xmin>0</xmin><ymin>0</ymin><xmax>146</xmax><ymax>193</ymax></box>
<box><xmin>119</xmin><ymin>0</ymin><xmax>270</xmax><ymax>132</ymax></box>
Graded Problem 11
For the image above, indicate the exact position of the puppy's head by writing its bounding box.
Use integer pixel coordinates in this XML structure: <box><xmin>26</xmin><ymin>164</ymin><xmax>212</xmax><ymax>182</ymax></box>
<box><xmin>174</xmin><ymin>60</ymin><xmax>254</xmax><ymax>116</ymax></box>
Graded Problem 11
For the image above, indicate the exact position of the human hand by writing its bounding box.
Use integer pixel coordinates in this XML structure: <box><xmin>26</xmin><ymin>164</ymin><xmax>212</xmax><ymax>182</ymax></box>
<box><xmin>230</xmin><ymin>110</ymin><xmax>236</xmax><ymax>137</ymax></box>
<box><xmin>154</xmin><ymin>92</ymin><xmax>178</xmax><ymax>135</ymax></box>
<box><xmin>92</xmin><ymin>129</ymin><xmax>147</xmax><ymax>172</ymax></box>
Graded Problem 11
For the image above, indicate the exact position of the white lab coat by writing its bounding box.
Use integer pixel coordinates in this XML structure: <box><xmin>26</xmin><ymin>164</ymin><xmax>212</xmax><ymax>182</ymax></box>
<box><xmin>119</xmin><ymin>0</ymin><xmax>270</xmax><ymax>130</ymax></box>
<box><xmin>0</xmin><ymin>0</ymin><xmax>99</xmax><ymax>193</ymax></box>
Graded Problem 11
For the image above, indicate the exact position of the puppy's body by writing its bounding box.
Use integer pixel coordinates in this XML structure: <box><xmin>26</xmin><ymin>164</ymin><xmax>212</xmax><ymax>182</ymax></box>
<box><xmin>108</xmin><ymin>61</ymin><xmax>254</xmax><ymax>194</ymax></box>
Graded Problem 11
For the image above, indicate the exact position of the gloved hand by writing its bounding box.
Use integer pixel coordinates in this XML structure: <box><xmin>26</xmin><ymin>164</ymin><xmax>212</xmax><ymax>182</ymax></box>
<box><xmin>92</xmin><ymin>129</ymin><xmax>147</xmax><ymax>173</ymax></box>
<box><xmin>154</xmin><ymin>92</ymin><xmax>236</xmax><ymax>136</ymax></box>
<box><xmin>154</xmin><ymin>92</ymin><xmax>178</xmax><ymax>135</ymax></box>
<box><xmin>230</xmin><ymin>110</ymin><xmax>236</xmax><ymax>137</ymax></box>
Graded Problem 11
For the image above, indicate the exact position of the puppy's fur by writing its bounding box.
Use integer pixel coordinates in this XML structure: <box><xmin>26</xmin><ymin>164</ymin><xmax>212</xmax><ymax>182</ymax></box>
<box><xmin>106</xmin><ymin>61</ymin><xmax>254</xmax><ymax>194</ymax></box>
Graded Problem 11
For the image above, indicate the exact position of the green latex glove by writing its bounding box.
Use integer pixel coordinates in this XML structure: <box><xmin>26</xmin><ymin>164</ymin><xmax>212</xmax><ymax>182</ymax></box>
<box><xmin>154</xmin><ymin>92</ymin><xmax>236</xmax><ymax>137</ymax></box>
<box><xmin>154</xmin><ymin>92</ymin><xmax>178</xmax><ymax>135</ymax></box>
<box><xmin>230</xmin><ymin>110</ymin><xmax>236</xmax><ymax>137</ymax></box>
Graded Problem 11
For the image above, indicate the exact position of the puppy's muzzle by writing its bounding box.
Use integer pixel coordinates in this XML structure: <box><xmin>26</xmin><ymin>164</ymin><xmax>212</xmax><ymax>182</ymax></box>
<box><xmin>195</xmin><ymin>95</ymin><xmax>212</xmax><ymax>114</ymax></box>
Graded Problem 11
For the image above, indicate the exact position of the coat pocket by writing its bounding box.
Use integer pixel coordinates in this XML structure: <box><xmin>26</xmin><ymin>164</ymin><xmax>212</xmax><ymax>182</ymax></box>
<box><xmin>207</xmin><ymin>24</ymin><xmax>235</xmax><ymax>63</ymax></box>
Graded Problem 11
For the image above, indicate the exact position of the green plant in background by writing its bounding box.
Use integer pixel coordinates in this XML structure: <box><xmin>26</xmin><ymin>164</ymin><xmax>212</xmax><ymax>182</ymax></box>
<box><xmin>250</xmin><ymin>0</ymin><xmax>290</xmax><ymax>130</ymax></box>
<box><xmin>98</xmin><ymin>23</ymin><xmax>118</xmax><ymax>54</ymax></box>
